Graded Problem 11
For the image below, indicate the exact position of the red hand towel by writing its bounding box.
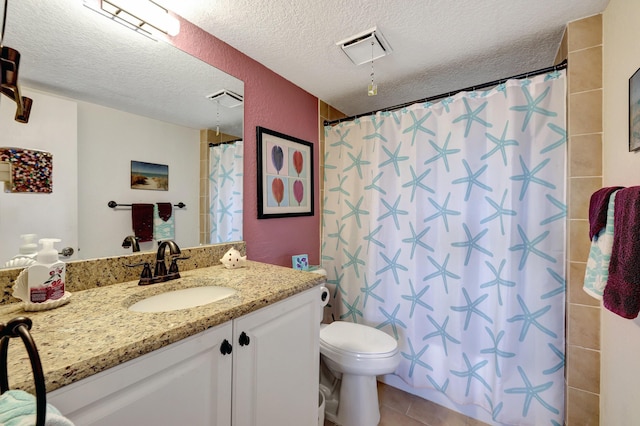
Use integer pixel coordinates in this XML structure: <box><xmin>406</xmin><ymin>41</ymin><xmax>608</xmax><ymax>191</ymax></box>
<box><xmin>589</xmin><ymin>186</ymin><xmax>624</xmax><ymax>240</ymax></box>
<box><xmin>132</xmin><ymin>203</ymin><xmax>154</xmax><ymax>243</ymax></box>
<box><xmin>156</xmin><ymin>202</ymin><xmax>173</xmax><ymax>222</ymax></box>
<box><xmin>603</xmin><ymin>187</ymin><xmax>640</xmax><ymax>319</ymax></box>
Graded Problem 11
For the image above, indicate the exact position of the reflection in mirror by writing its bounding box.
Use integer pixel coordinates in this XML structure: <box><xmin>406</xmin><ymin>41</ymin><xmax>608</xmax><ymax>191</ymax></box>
<box><xmin>208</xmin><ymin>138</ymin><xmax>244</xmax><ymax>243</ymax></box>
<box><xmin>0</xmin><ymin>0</ymin><xmax>244</xmax><ymax>264</ymax></box>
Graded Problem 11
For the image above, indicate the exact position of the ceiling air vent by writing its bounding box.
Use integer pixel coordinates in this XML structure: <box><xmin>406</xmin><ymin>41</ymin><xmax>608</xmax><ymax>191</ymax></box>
<box><xmin>206</xmin><ymin>90</ymin><xmax>244</xmax><ymax>108</ymax></box>
<box><xmin>336</xmin><ymin>27</ymin><xmax>392</xmax><ymax>66</ymax></box>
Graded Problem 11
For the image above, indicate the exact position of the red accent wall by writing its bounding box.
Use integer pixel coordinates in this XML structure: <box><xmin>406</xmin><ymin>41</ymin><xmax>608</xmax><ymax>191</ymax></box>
<box><xmin>172</xmin><ymin>19</ymin><xmax>320</xmax><ymax>267</ymax></box>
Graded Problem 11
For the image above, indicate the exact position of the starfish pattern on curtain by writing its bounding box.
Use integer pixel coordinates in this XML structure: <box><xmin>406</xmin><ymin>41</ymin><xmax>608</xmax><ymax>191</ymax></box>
<box><xmin>322</xmin><ymin>72</ymin><xmax>566</xmax><ymax>425</ymax></box>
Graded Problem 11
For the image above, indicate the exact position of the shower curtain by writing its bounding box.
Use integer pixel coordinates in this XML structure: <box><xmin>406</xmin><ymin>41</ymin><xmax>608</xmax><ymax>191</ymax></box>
<box><xmin>209</xmin><ymin>141</ymin><xmax>243</xmax><ymax>243</ymax></box>
<box><xmin>322</xmin><ymin>72</ymin><xmax>566</xmax><ymax>425</ymax></box>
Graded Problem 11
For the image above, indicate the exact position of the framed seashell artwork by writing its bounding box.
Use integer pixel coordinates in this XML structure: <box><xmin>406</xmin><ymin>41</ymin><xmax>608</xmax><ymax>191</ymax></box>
<box><xmin>256</xmin><ymin>126</ymin><xmax>314</xmax><ymax>218</ymax></box>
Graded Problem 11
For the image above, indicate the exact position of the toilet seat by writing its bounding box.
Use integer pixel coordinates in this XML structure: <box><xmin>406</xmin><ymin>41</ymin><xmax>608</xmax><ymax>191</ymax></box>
<box><xmin>320</xmin><ymin>322</ymin><xmax>398</xmax><ymax>359</ymax></box>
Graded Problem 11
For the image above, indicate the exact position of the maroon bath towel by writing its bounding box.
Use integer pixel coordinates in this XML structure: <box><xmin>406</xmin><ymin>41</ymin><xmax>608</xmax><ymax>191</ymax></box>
<box><xmin>603</xmin><ymin>187</ymin><xmax>640</xmax><ymax>319</ymax></box>
<box><xmin>132</xmin><ymin>203</ymin><xmax>154</xmax><ymax>243</ymax></box>
<box><xmin>156</xmin><ymin>202</ymin><xmax>173</xmax><ymax>222</ymax></box>
<box><xmin>589</xmin><ymin>186</ymin><xmax>624</xmax><ymax>240</ymax></box>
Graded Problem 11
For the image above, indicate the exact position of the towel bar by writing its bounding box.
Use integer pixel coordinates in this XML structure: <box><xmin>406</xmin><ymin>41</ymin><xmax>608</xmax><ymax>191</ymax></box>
<box><xmin>0</xmin><ymin>317</ymin><xmax>46</xmax><ymax>426</ymax></box>
<box><xmin>108</xmin><ymin>201</ymin><xmax>186</xmax><ymax>209</ymax></box>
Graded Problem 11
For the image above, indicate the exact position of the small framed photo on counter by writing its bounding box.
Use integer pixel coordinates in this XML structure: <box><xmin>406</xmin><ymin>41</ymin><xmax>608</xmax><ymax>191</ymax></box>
<box><xmin>292</xmin><ymin>254</ymin><xmax>309</xmax><ymax>271</ymax></box>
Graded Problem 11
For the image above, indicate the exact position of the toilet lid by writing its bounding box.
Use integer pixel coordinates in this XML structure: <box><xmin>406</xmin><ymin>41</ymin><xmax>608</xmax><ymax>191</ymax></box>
<box><xmin>320</xmin><ymin>321</ymin><xmax>397</xmax><ymax>356</ymax></box>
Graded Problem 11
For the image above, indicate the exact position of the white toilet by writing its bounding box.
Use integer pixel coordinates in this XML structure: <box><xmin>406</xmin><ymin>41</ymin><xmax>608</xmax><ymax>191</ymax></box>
<box><xmin>314</xmin><ymin>269</ymin><xmax>401</xmax><ymax>426</ymax></box>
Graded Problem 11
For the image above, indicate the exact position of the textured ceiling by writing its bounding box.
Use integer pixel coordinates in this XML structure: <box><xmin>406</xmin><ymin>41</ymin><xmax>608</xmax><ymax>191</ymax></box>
<box><xmin>161</xmin><ymin>0</ymin><xmax>609</xmax><ymax>117</ymax></box>
<box><xmin>2</xmin><ymin>0</ymin><xmax>610</xmax><ymax>130</ymax></box>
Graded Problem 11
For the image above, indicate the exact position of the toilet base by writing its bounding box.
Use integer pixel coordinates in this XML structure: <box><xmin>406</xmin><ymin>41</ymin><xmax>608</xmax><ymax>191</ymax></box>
<box><xmin>320</xmin><ymin>360</ymin><xmax>341</xmax><ymax>423</ymax></box>
<box><xmin>336</xmin><ymin>374</ymin><xmax>380</xmax><ymax>426</ymax></box>
<box><xmin>320</xmin><ymin>361</ymin><xmax>381</xmax><ymax>426</ymax></box>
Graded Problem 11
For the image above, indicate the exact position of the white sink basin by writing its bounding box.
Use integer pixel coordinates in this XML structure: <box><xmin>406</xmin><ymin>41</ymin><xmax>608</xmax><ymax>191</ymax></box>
<box><xmin>128</xmin><ymin>286</ymin><xmax>237</xmax><ymax>313</ymax></box>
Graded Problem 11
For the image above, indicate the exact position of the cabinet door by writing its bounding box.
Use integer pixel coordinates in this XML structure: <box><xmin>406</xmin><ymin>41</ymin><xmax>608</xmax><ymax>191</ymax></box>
<box><xmin>48</xmin><ymin>322</ymin><xmax>233</xmax><ymax>426</ymax></box>
<box><xmin>232</xmin><ymin>287</ymin><xmax>320</xmax><ymax>426</ymax></box>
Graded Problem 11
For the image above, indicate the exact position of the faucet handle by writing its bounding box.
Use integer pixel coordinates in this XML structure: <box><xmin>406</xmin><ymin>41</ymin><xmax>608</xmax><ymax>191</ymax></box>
<box><xmin>140</xmin><ymin>263</ymin><xmax>153</xmax><ymax>279</ymax></box>
<box><xmin>168</xmin><ymin>256</ymin><xmax>190</xmax><ymax>275</ymax></box>
<box><xmin>126</xmin><ymin>262</ymin><xmax>153</xmax><ymax>285</ymax></box>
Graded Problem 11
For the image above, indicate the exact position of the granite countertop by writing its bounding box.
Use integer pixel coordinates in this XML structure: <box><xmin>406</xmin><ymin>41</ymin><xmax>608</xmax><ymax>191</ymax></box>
<box><xmin>0</xmin><ymin>261</ymin><xmax>324</xmax><ymax>393</ymax></box>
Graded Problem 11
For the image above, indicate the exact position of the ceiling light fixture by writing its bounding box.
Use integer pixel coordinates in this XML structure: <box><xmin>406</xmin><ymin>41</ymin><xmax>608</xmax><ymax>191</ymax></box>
<box><xmin>83</xmin><ymin>0</ymin><xmax>180</xmax><ymax>38</ymax></box>
<box><xmin>337</xmin><ymin>27</ymin><xmax>392</xmax><ymax>66</ymax></box>
<box><xmin>206</xmin><ymin>90</ymin><xmax>244</xmax><ymax>108</ymax></box>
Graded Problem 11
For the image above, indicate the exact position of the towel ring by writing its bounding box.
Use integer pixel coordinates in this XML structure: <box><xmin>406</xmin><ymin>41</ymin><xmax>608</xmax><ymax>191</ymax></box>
<box><xmin>0</xmin><ymin>317</ymin><xmax>47</xmax><ymax>426</ymax></box>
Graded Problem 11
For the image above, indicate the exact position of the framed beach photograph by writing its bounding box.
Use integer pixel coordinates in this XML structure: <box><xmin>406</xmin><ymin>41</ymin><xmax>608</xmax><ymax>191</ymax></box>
<box><xmin>256</xmin><ymin>126</ymin><xmax>314</xmax><ymax>219</ymax></box>
<box><xmin>629</xmin><ymin>67</ymin><xmax>640</xmax><ymax>152</ymax></box>
<box><xmin>131</xmin><ymin>161</ymin><xmax>169</xmax><ymax>191</ymax></box>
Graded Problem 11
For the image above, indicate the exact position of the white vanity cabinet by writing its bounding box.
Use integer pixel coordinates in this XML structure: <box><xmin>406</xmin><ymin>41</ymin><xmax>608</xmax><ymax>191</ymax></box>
<box><xmin>47</xmin><ymin>287</ymin><xmax>321</xmax><ymax>426</ymax></box>
<box><xmin>48</xmin><ymin>322</ymin><xmax>233</xmax><ymax>425</ymax></box>
<box><xmin>232</xmin><ymin>287</ymin><xmax>320</xmax><ymax>426</ymax></box>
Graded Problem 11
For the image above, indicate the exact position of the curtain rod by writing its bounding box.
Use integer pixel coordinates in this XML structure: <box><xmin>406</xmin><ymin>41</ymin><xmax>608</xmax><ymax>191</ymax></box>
<box><xmin>324</xmin><ymin>59</ymin><xmax>568</xmax><ymax>126</ymax></box>
<box><xmin>209</xmin><ymin>138</ymin><xmax>242</xmax><ymax>147</ymax></box>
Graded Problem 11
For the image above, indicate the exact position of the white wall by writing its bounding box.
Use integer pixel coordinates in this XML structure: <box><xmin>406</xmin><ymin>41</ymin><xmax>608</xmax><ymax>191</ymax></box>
<box><xmin>77</xmin><ymin>102</ymin><xmax>200</xmax><ymax>259</ymax></box>
<box><xmin>601</xmin><ymin>0</ymin><xmax>640</xmax><ymax>422</ymax></box>
<box><xmin>0</xmin><ymin>88</ymin><xmax>78</xmax><ymax>263</ymax></box>
<box><xmin>1</xmin><ymin>86</ymin><xmax>201</xmax><ymax>263</ymax></box>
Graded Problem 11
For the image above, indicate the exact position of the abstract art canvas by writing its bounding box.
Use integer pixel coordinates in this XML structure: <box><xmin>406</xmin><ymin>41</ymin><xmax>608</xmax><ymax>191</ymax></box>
<box><xmin>0</xmin><ymin>148</ymin><xmax>52</xmax><ymax>193</ymax></box>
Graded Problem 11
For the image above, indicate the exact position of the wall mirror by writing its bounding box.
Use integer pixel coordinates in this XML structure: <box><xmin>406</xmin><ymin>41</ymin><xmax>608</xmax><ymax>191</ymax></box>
<box><xmin>0</xmin><ymin>0</ymin><xmax>244</xmax><ymax>263</ymax></box>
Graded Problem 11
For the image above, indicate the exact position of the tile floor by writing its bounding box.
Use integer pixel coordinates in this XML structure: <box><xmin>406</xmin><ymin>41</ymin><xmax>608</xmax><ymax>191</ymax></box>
<box><xmin>324</xmin><ymin>382</ymin><xmax>491</xmax><ymax>426</ymax></box>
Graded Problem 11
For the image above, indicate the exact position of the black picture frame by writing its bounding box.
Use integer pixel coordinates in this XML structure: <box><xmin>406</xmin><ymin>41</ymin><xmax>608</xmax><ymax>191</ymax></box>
<box><xmin>256</xmin><ymin>126</ymin><xmax>314</xmax><ymax>219</ymax></box>
<box><xmin>629</xmin><ymin>67</ymin><xmax>640</xmax><ymax>152</ymax></box>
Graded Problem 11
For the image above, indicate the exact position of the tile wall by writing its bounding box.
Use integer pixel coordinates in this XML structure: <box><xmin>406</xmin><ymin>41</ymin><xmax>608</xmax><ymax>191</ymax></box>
<box><xmin>564</xmin><ymin>14</ymin><xmax>603</xmax><ymax>426</ymax></box>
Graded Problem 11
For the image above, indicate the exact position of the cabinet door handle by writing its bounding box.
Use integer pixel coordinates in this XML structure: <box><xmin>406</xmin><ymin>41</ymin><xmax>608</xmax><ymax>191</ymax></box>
<box><xmin>239</xmin><ymin>331</ymin><xmax>250</xmax><ymax>346</ymax></box>
<box><xmin>220</xmin><ymin>339</ymin><xmax>233</xmax><ymax>355</ymax></box>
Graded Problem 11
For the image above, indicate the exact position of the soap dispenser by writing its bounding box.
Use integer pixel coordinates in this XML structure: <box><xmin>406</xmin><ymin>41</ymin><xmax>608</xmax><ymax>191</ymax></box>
<box><xmin>3</xmin><ymin>233</ymin><xmax>38</xmax><ymax>268</ymax></box>
<box><xmin>27</xmin><ymin>238</ymin><xmax>65</xmax><ymax>303</ymax></box>
<box><xmin>13</xmin><ymin>233</ymin><xmax>38</xmax><ymax>259</ymax></box>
